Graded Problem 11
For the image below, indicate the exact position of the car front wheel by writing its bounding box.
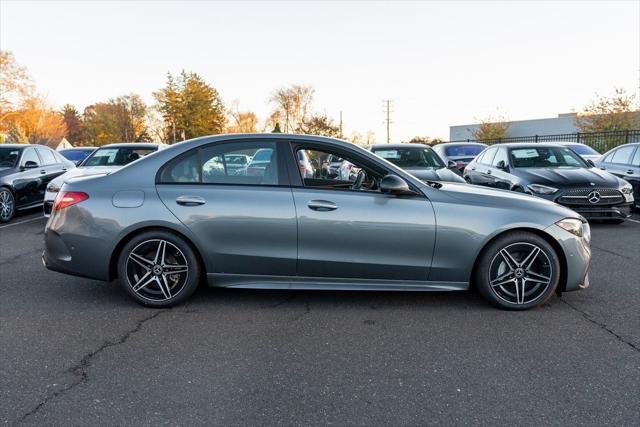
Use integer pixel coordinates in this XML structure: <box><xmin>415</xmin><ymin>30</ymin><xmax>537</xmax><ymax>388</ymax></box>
<box><xmin>475</xmin><ymin>231</ymin><xmax>560</xmax><ymax>310</ymax></box>
<box><xmin>117</xmin><ymin>230</ymin><xmax>201</xmax><ymax>307</ymax></box>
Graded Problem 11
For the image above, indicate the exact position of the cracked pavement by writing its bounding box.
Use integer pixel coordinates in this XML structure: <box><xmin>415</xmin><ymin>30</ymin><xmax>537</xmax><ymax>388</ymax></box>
<box><xmin>1</xmin><ymin>210</ymin><xmax>639</xmax><ymax>425</ymax></box>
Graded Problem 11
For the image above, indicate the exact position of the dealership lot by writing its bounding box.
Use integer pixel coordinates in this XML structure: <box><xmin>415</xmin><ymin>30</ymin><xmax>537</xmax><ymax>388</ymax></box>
<box><xmin>1</xmin><ymin>209</ymin><xmax>639</xmax><ymax>425</ymax></box>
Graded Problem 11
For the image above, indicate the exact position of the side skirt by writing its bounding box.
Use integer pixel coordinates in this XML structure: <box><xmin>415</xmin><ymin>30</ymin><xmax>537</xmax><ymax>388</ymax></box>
<box><xmin>207</xmin><ymin>273</ymin><xmax>468</xmax><ymax>292</ymax></box>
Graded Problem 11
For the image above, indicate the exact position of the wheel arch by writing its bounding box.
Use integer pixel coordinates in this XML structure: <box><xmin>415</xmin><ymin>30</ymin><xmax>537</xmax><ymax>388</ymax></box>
<box><xmin>108</xmin><ymin>225</ymin><xmax>207</xmax><ymax>282</ymax></box>
<box><xmin>470</xmin><ymin>227</ymin><xmax>568</xmax><ymax>292</ymax></box>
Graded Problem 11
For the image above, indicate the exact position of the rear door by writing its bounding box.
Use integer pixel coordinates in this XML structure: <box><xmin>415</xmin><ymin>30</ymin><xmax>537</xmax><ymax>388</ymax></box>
<box><xmin>36</xmin><ymin>147</ymin><xmax>69</xmax><ymax>193</ymax></box>
<box><xmin>155</xmin><ymin>139</ymin><xmax>297</xmax><ymax>277</ymax></box>
<box><xmin>288</xmin><ymin>142</ymin><xmax>436</xmax><ymax>281</ymax></box>
<box><xmin>13</xmin><ymin>147</ymin><xmax>43</xmax><ymax>207</ymax></box>
<box><xmin>490</xmin><ymin>147</ymin><xmax>512</xmax><ymax>190</ymax></box>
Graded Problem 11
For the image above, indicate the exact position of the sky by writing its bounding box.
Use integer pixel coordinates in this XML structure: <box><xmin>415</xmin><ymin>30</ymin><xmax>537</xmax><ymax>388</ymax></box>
<box><xmin>1</xmin><ymin>0</ymin><xmax>639</xmax><ymax>142</ymax></box>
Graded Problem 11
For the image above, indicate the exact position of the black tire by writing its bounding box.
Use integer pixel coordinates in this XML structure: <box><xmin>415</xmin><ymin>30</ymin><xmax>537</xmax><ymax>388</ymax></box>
<box><xmin>464</xmin><ymin>177</ymin><xmax>472</xmax><ymax>184</ymax></box>
<box><xmin>0</xmin><ymin>187</ymin><xmax>16</xmax><ymax>223</ymax></box>
<box><xmin>474</xmin><ymin>231</ymin><xmax>560</xmax><ymax>310</ymax></box>
<box><xmin>117</xmin><ymin>230</ymin><xmax>201</xmax><ymax>307</ymax></box>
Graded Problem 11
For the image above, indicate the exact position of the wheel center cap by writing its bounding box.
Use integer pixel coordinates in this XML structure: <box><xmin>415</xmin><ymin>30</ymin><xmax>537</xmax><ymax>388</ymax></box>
<box><xmin>514</xmin><ymin>268</ymin><xmax>525</xmax><ymax>278</ymax></box>
<box><xmin>152</xmin><ymin>265</ymin><xmax>163</xmax><ymax>276</ymax></box>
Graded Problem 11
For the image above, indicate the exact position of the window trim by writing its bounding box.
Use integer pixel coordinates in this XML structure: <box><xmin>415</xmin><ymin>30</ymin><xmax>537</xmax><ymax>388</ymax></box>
<box><xmin>155</xmin><ymin>139</ymin><xmax>290</xmax><ymax>187</ymax></box>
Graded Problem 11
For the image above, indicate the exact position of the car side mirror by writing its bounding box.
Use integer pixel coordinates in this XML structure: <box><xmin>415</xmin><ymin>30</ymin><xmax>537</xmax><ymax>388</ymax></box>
<box><xmin>75</xmin><ymin>160</ymin><xmax>84</xmax><ymax>166</ymax></box>
<box><xmin>496</xmin><ymin>160</ymin><xmax>509</xmax><ymax>171</ymax></box>
<box><xmin>21</xmin><ymin>160</ymin><xmax>39</xmax><ymax>170</ymax></box>
<box><xmin>380</xmin><ymin>174</ymin><xmax>413</xmax><ymax>195</ymax></box>
<box><xmin>586</xmin><ymin>159</ymin><xmax>595</xmax><ymax>167</ymax></box>
<box><xmin>447</xmin><ymin>160</ymin><xmax>457</xmax><ymax>169</ymax></box>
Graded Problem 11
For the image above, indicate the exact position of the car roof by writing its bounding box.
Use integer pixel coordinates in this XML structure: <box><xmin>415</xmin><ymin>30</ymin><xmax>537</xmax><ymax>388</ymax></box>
<box><xmin>96</xmin><ymin>143</ymin><xmax>164</xmax><ymax>149</ymax></box>
<box><xmin>433</xmin><ymin>142</ymin><xmax>487</xmax><ymax>147</ymax></box>
<box><xmin>0</xmin><ymin>144</ymin><xmax>33</xmax><ymax>149</ymax></box>
<box><xmin>496</xmin><ymin>142</ymin><xmax>570</xmax><ymax>148</ymax></box>
<box><xmin>370</xmin><ymin>143</ymin><xmax>429</xmax><ymax>149</ymax></box>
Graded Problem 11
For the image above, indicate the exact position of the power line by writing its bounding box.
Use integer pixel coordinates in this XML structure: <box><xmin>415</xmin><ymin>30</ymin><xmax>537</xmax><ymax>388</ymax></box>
<box><xmin>383</xmin><ymin>100</ymin><xmax>393</xmax><ymax>144</ymax></box>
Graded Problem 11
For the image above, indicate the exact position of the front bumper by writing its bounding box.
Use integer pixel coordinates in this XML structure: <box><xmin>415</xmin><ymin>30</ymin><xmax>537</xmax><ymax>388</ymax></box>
<box><xmin>564</xmin><ymin>203</ymin><xmax>633</xmax><ymax>220</ymax></box>
<box><xmin>544</xmin><ymin>223</ymin><xmax>591</xmax><ymax>292</ymax></box>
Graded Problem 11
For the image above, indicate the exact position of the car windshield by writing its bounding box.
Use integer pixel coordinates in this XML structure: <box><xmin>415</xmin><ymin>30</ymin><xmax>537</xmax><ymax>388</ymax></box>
<box><xmin>82</xmin><ymin>146</ymin><xmax>156</xmax><ymax>167</ymax></box>
<box><xmin>510</xmin><ymin>146</ymin><xmax>588</xmax><ymax>168</ymax></box>
<box><xmin>565</xmin><ymin>144</ymin><xmax>599</xmax><ymax>156</ymax></box>
<box><xmin>0</xmin><ymin>147</ymin><xmax>21</xmax><ymax>168</ymax></box>
<box><xmin>445</xmin><ymin>145</ymin><xmax>485</xmax><ymax>157</ymax></box>
<box><xmin>373</xmin><ymin>147</ymin><xmax>444</xmax><ymax>168</ymax></box>
<box><xmin>60</xmin><ymin>149</ymin><xmax>94</xmax><ymax>162</ymax></box>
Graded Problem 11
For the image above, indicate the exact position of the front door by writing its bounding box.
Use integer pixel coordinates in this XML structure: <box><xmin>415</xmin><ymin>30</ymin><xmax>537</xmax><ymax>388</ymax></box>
<box><xmin>155</xmin><ymin>140</ymin><xmax>297</xmax><ymax>277</ymax></box>
<box><xmin>290</xmin><ymin>144</ymin><xmax>436</xmax><ymax>281</ymax></box>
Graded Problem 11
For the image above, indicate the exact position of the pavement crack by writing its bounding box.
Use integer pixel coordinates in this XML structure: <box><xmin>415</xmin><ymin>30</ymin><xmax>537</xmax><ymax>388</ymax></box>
<box><xmin>291</xmin><ymin>301</ymin><xmax>311</xmax><ymax>322</ymax></box>
<box><xmin>591</xmin><ymin>245</ymin><xmax>633</xmax><ymax>260</ymax></box>
<box><xmin>272</xmin><ymin>293</ymin><xmax>297</xmax><ymax>307</ymax></box>
<box><xmin>16</xmin><ymin>309</ymin><xmax>168</xmax><ymax>424</ymax></box>
<box><xmin>559</xmin><ymin>298</ymin><xmax>639</xmax><ymax>353</ymax></box>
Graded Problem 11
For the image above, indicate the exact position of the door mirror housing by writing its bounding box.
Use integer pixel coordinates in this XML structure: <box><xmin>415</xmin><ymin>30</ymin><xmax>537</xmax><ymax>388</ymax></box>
<box><xmin>447</xmin><ymin>160</ymin><xmax>457</xmax><ymax>169</ymax></box>
<box><xmin>380</xmin><ymin>174</ymin><xmax>413</xmax><ymax>195</ymax></box>
<box><xmin>496</xmin><ymin>160</ymin><xmax>509</xmax><ymax>171</ymax></box>
<box><xmin>21</xmin><ymin>160</ymin><xmax>39</xmax><ymax>170</ymax></box>
<box><xmin>586</xmin><ymin>159</ymin><xmax>595</xmax><ymax>167</ymax></box>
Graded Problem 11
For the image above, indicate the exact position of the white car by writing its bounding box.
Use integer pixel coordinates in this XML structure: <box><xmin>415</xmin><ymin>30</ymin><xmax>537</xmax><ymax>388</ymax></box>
<box><xmin>44</xmin><ymin>143</ymin><xmax>165</xmax><ymax>216</ymax></box>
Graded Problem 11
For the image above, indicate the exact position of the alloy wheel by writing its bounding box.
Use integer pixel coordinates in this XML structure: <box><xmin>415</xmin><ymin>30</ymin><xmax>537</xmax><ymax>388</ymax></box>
<box><xmin>488</xmin><ymin>242</ymin><xmax>553</xmax><ymax>305</ymax></box>
<box><xmin>125</xmin><ymin>239</ymin><xmax>189</xmax><ymax>302</ymax></box>
<box><xmin>0</xmin><ymin>189</ymin><xmax>14</xmax><ymax>222</ymax></box>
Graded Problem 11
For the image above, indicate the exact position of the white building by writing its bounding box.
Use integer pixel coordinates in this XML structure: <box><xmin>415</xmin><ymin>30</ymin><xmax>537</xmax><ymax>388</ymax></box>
<box><xmin>449</xmin><ymin>113</ymin><xmax>580</xmax><ymax>141</ymax></box>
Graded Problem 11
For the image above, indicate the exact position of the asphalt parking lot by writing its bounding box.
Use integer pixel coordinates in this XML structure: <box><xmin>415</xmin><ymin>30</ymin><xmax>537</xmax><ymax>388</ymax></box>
<box><xmin>1</xmin><ymin>209</ymin><xmax>639</xmax><ymax>426</ymax></box>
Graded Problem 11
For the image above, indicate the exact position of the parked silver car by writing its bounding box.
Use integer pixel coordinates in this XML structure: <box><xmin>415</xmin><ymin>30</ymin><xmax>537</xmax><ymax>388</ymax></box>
<box><xmin>44</xmin><ymin>135</ymin><xmax>591</xmax><ymax>310</ymax></box>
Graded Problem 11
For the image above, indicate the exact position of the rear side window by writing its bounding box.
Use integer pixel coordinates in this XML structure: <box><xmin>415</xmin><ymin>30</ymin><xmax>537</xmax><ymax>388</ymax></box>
<box><xmin>158</xmin><ymin>141</ymin><xmax>280</xmax><ymax>186</ymax></box>
<box><xmin>610</xmin><ymin>145</ymin><xmax>635</xmax><ymax>165</ymax></box>
<box><xmin>37</xmin><ymin>148</ymin><xmax>58</xmax><ymax>165</ymax></box>
<box><xmin>631</xmin><ymin>147</ymin><xmax>640</xmax><ymax>166</ymax></box>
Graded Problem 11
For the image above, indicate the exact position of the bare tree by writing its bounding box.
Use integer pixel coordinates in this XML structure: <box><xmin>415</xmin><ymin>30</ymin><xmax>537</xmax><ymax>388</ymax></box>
<box><xmin>269</xmin><ymin>84</ymin><xmax>315</xmax><ymax>133</ymax></box>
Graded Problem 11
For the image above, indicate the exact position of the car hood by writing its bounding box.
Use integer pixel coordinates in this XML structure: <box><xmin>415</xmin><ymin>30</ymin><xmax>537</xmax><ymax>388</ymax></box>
<box><xmin>514</xmin><ymin>167</ymin><xmax>620</xmax><ymax>188</ymax></box>
<box><xmin>432</xmin><ymin>181</ymin><xmax>580</xmax><ymax>220</ymax></box>
<box><xmin>51</xmin><ymin>166</ymin><xmax>121</xmax><ymax>186</ymax></box>
<box><xmin>404</xmin><ymin>167</ymin><xmax>465</xmax><ymax>183</ymax></box>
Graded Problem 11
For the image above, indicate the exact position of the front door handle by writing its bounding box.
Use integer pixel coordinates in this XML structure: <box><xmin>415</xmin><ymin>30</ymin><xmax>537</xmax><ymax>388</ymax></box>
<box><xmin>176</xmin><ymin>195</ymin><xmax>206</xmax><ymax>206</ymax></box>
<box><xmin>486</xmin><ymin>170</ymin><xmax>492</xmax><ymax>175</ymax></box>
<box><xmin>40</xmin><ymin>169</ymin><xmax>46</xmax><ymax>175</ymax></box>
<box><xmin>627</xmin><ymin>170</ymin><xmax>634</xmax><ymax>175</ymax></box>
<box><xmin>308</xmin><ymin>200</ymin><xmax>337</xmax><ymax>211</ymax></box>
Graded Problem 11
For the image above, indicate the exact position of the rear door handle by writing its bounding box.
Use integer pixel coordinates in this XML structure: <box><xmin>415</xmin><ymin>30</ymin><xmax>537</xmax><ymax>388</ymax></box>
<box><xmin>40</xmin><ymin>169</ymin><xmax>46</xmax><ymax>175</ymax></box>
<box><xmin>308</xmin><ymin>200</ymin><xmax>337</xmax><ymax>211</ymax></box>
<box><xmin>627</xmin><ymin>170</ymin><xmax>634</xmax><ymax>175</ymax></box>
<box><xmin>176</xmin><ymin>195</ymin><xmax>206</xmax><ymax>206</ymax></box>
<box><xmin>486</xmin><ymin>170</ymin><xmax>492</xmax><ymax>175</ymax></box>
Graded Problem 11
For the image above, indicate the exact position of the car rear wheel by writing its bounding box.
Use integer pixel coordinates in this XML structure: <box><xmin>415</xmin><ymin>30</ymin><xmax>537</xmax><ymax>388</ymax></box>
<box><xmin>0</xmin><ymin>188</ymin><xmax>15</xmax><ymax>223</ymax></box>
<box><xmin>475</xmin><ymin>231</ymin><xmax>560</xmax><ymax>310</ymax></box>
<box><xmin>117</xmin><ymin>230</ymin><xmax>201</xmax><ymax>307</ymax></box>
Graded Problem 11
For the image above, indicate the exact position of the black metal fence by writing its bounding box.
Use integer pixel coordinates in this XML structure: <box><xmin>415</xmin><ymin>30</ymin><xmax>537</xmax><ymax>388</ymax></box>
<box><xmin>447</xmin><ymin>129</ymin><xmax>640</xmax><ymax>154</ymax></box>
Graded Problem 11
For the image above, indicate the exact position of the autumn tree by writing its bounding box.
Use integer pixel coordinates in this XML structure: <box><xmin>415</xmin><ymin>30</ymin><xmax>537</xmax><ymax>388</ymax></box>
<box><xmin>269</xmin><ymin>84</ymin><xmax>314</xmax><ymax>133</ymax></box>
<box><xmin>226</xmin><ymin>102</ymin><xmax>258</xmax><ymax>133</ymax></box>
<box><xmin>300</xmin><ymin>114</ymin><xmax>340</xmax><ymax>137</ymax></box>
<box><xmin>82</xmin><ymin>94</ymin><xmax>150</xmax><ymax>146</ymax></box>
<box><xmin>61</xmin><ymin>104</ymin><xmax>84</xmax><ymax>144</ymax></box>
<box><xmin>6</xmin><ymin>97</ymin><xmax>66</xmax><ymax>145</ymax></box>
<box><xmin>575</xmin><ymin>88</ymin><xmax>640</xmax><ymax>133</ymax></box>
<box><xmin>0</xmin><ymin>50</ymin><xmax>34</xmax><ymax>126</ymax></box>
<box><xmin>470</xmin><ymin>114</ymin><xmax>510</xmax><ymax>141</ymax></box>
<box><xmin>154</xmin><ymin>71</ymin><xmax>226</xmax><ymax>143</ymax></box>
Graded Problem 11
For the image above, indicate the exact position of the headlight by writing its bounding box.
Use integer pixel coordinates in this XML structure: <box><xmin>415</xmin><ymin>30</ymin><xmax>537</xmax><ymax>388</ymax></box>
<box><xmin>556</xmin><ymin>218</ymin><xmax>590</xmax><ymax>243</ymax></box>
<box><xmin>527</xmin><ymin>184</ymin><xmax>558</xmax><ymax>195</ymax></box>
<box><xmin>47</xmin><ymin>183</ymin><xmax>61</xmax><ymax>193</ymax></box>
<box><xmin>620</xmin><ymin>183</ymin><xmax>633</xmax><ymax>194</ymax></box>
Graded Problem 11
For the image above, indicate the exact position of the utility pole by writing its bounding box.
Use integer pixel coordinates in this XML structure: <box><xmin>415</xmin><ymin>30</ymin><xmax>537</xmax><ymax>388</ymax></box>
<box><xmin>383</xmin><ymin>99</ymin><xmax>393</xmax><ymax>143</ymax></box>
<box><xmin>339</xmin><ymin>111</ymin><xmax>343</xmax><ymax>138</ymax></box>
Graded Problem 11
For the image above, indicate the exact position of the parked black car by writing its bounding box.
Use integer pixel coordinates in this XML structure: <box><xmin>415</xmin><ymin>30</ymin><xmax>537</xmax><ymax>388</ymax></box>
<box><xmin>370</xmin><ymin>143</ymin><xmax>465</xmax><ymax>183</ymax></box>
<box><xmin>0</xmin><ymin>144</ymin><xmax>75</xmax><ymax>222</ymax></box>
<box><xmin>58</xmin><ymin>147</ymin><xmax>96</xmax><ymax>165</ymax></box>
<box><xmin>464</xmin><ymin>143</ymin><xmax>634</xmax><ymax>222</ymax></box>
<box><xmin>595</xmin><ymin>143</ymin><xmax>640</xmax><ymax>209</ymax></box>
<box><xmin>432</xmin><ymin>142</ymin><xmax>487</xmax><ymax>175</ymax></box>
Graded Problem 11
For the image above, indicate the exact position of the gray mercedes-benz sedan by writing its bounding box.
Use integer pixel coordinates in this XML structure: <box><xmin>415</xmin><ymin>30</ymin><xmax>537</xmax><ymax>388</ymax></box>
<box><xmin>43</xmin><ymin>134</ymin><xmax>591</xmax><ymax>310</ymax></box>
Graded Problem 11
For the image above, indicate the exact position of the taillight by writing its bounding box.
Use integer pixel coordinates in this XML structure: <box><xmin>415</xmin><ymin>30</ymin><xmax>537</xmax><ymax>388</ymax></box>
<box><xmin>53</xmin><ymin>191</ymin><xmax>89</xmax><ymax>211</ymax></box>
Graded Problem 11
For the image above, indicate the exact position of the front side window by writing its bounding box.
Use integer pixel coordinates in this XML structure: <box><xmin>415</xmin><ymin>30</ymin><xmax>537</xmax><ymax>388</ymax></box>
<box><xmin>372</xmin><ymin>147</ymin><xmax>444</xmax><ymax>168</ymax></box>
<box><xmin>0</xmin><ymin>147</ymin><xmax>21</xmax><ymax>169</ymax></box>
<box><xmin>609</xmin><ymin>145</ymin><xmax>635</xmax><ymax>165</ymax></box>
<box><xmin>21</xmin><ymin>148</ymin><xmax>40</xmax><ymax>167</ymax></box>
<box><xmin>510</xmin><ymin>147</ymin><xmax>586</xmax><ymax>168</ymax></box>
<box><xmin>295</xmin><ymin>147</ymin><xmax>382</xmax><ymax>192</ymax></box>
<box><xmin>83</xmin><ymin>146</ymin><xmax>156</xmax><ymax>167</ymax></box>
<box><xmin>480</xmin><ymin>147</ymin><xmax>498</xmax><ymax>165</ymax></box>
<box><xmin>159</xmin><ymin>141</ymin><xmax>280</xmax><ymax>186</ymax></box>
<box><xmin>631</xmin><ymin>147</ymin><xmax>640</xmax><ymax>166</ymax></box>
<box><xmin>492</xmin><ymin>148</ymin><xmax>509</xmax><ymax>167</ymax></box>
